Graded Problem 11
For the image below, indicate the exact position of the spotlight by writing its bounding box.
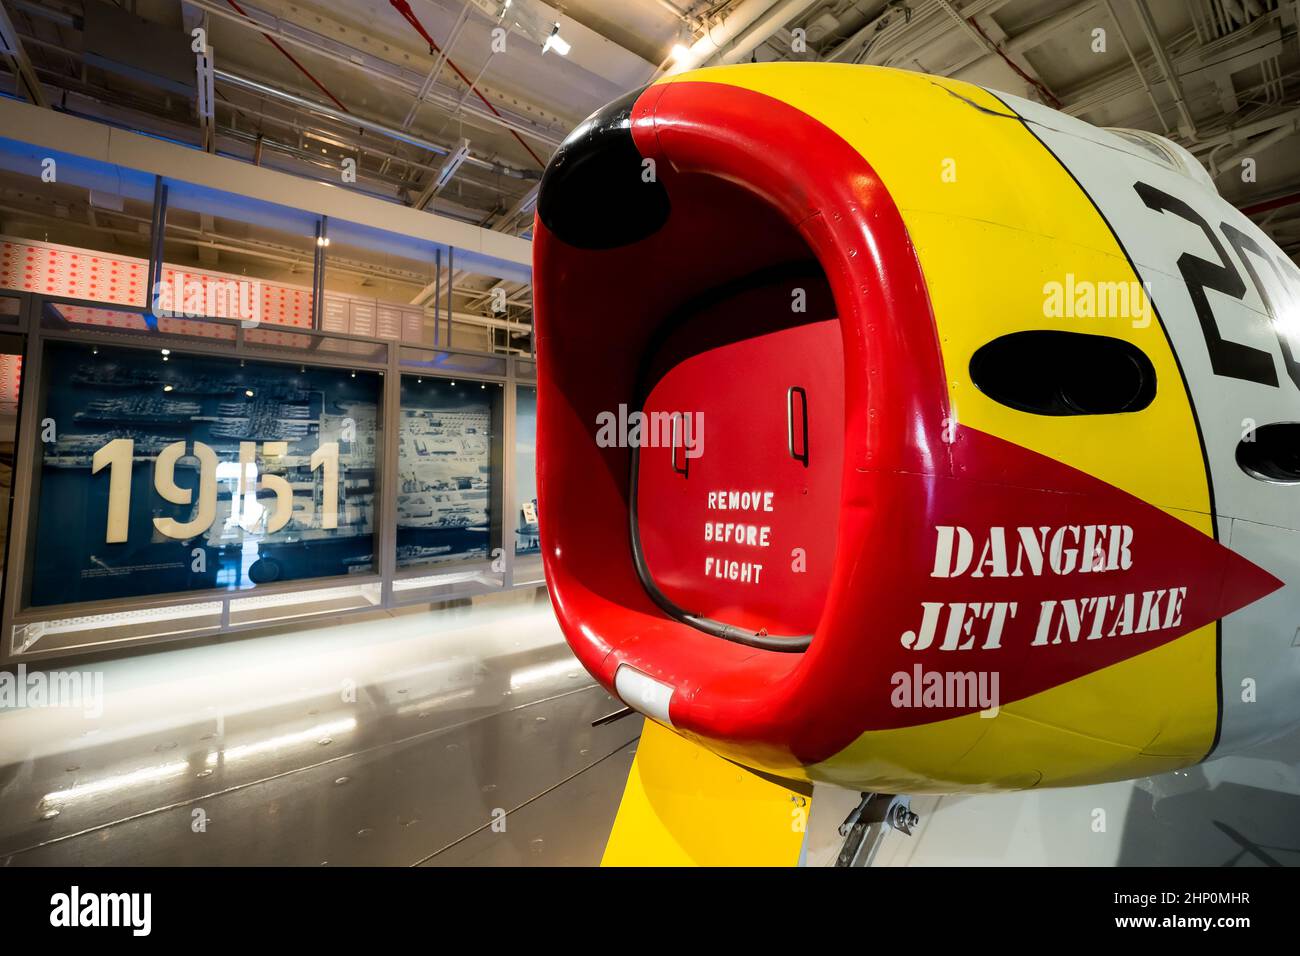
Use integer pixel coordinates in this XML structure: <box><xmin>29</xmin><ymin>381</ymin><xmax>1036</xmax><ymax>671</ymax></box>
<box><xmin>543</xmin><ymin>24</ymin><xmax>570</xmax><ymax>56</ymax></box>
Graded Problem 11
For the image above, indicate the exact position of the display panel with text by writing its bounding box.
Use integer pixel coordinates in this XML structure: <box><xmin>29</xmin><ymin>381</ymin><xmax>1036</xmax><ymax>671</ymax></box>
<box><xmin>396</xmin><ymin>377</ymin><xmax>501</xmax><ymax>569</ymax></box>
<box><xmin>30</xmin><ymin>341</ymin><xmax>380</xmax><ymax>606</ymax></box>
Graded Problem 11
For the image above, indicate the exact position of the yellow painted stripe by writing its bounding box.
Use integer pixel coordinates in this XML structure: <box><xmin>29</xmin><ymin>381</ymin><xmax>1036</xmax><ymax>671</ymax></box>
<box><xmin>602</xmin><ymin>720</ymin><xmax>807</xmax><ymax>866</ymax></box>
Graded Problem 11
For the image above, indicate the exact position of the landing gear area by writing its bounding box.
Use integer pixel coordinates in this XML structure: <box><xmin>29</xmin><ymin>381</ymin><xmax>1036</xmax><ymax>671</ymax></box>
<box><xmin>836</xmin><ymin>794</ymin><xmax>919</xmax><ymax>867</ymax></box>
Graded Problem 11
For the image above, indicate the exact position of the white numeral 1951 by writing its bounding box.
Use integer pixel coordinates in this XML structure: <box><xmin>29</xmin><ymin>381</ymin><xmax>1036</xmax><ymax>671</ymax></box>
<box><xmin>89</xmin><ymin>438</ymin><xmax>340</xmax><ymax>544</ymax></box>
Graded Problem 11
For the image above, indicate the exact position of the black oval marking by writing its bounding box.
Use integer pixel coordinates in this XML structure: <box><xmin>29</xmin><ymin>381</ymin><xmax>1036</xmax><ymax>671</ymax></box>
<box><xmin>970</xmin><ymin>330</ymin><xmax>1156</xmax><ymax>416</ymax></box>
<box><xmin>537</xmin><ymin>87</ymin><xmax>670</xmax><ymax>250</ymax></box>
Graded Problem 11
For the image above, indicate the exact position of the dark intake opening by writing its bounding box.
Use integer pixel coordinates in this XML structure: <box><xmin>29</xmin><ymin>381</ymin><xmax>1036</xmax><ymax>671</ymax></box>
<box><xmin>970</xmin><ymin>330</ymin><xmax>1156</xmax><ymax>416</ymax></box>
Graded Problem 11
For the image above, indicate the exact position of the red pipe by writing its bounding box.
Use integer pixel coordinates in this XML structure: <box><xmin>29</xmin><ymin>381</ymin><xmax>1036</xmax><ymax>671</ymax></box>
<box><xmin>1239</xmin><ymin>191</ymin><xmax>1300</xmax><ymax>218</ymax></box>
<box><xmin>223</xmin><ymin>0</ymin><xmax>350</xmax><ymax>113</ymax></box>
<box><xmin>967</xmin><ymin>15</ymin><xmax>1062</xmax><ymax>109</ymax></box>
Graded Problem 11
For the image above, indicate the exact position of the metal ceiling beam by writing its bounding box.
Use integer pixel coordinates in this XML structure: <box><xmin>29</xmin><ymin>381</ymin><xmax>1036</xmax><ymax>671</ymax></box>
<box><xmin>1003</xmin><ymin>0</ymin><xmax>1098</xmax><ymax>53</ymax></box>
<box><xmin>1100</xmin><ymin>0</ymin><xmax>1170</xmax><ymax>134</ymax></box>
<box><xmin>1056</xmin><ymin>16</ymin><xmax>1282</xmax><ymax>123</ymax></box>
<box><xmin>181</xmin><ymin>0</ymin><xmax>567</xmax><ymax>147</ymax></box>
<box><xmin>492</xmin><ymin>183</ymin><xmax>539</xmax><ymax>235</ymax></box>
<box><xmin>0</xmin><ymin>95</ymin><xmax>533</xmax><ymax>282</ymax></box>
<box><xmin>380</xmin><ymin>0</ymin><xmax>475</xmax><ymax>180</ymax></box>
<box><xmin>936</xmin><ymin>0</ymin><xmax>1060</xmax><ymax>105</ymax></box>
<box><xmin>0</xmin><ymin>0</ymin><xmax>49</xmax><ymax>108</ymax></box>
<box><xmin>414</xmin><ymin>138</ymin><xmax>473</xmax><ymax>210</ymax></box>
<box><xmin>1212</xmin><ymin>118</ymin><xmax>1300</xmax><ymax>178</ymax></box>
<box><xmin>947</xmin><ymin>0</ymin><xmax>1096</xmax><ymax>78</ymax></box>
<box><xmin>709</xmin><ymin>0</ymin><xmax>824</xmax><ymax>65</ymax></box>
<box><xmin>213</xmin><ymin>67</ymin><xmax>534</xmax><ymax>181</ymax></box>
<box><xmin>848</xmin><ymin>0</ymin><xmax>1011</xmax><ymax>69</ymax></box>
<box><xmin>667</xmin><ymin>0</ymin><xmax>786</xmax><ymax>74</ymax></box>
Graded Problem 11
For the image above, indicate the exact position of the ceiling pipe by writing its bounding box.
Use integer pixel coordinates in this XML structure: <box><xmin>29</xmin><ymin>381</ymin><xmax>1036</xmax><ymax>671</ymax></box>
<box><xmin>14</xmin><ymin>0</ymin><xmax>555</xmax><ymax>172</ymax></box>
<box><xmin>1239</xmin><ymin>191</ymin><xmax>1300</xmax><ymax>218</ymax></box>
<box><xmin>1004</xmin><ymin>0</ymin><xmax>1098</xmax><ymax>52</ymax></box>
<box><xmin>949</xmin><ymin>0</ymin><xmax>1097</xmax><ymax>78</ymax></box>
<box><xmin>1192</xmin><ymin>107</ymin><xmax>1300</xmax><ymax>151</ymax></box>
<box><xmin>711</xmin><ymin>0</ymin><xmax>824</xmax><ymax>65</ymax></box>
<box><xmin>0</xmin><ymin>0</ymin><xmax>49</xmax><ymax>108</ymax></box>
<box><xmin>832</xmin><ymin>0</ymin><xmax>972</xmax><ymax>66</ymax></box>
<box><xmin>937</xmin><ymin>0</ymin><xmax>1061</xmax><ymax>105</ymax></box>
<box><xmin>823</xmin><ymin>2</ymin><xmax>911</xmax><ymax>63</ymax></box>
<box><xmin>1100</xmin><ymin>0</ymin><xmax>1170</xmax><ymax>134</ymax></box>
<box><xmin>650</xmin><ymin>0</ymin><xmax>691</xmax><ymax>19</ymax></box>
<box><xmin>666</xmin><ymin>0</ymin><xmax>786</xmax><ymax>74</ymax></box>
<box><xmin>1132</xmin><ymin>0</ymin><xmax>1197</xmax><ymax>138</ymax></box>
<box><xmin>1212</xmin><ymin>118</ymin><xmax>1300</xmax><ymax>177</ymax></box>
<box><xmin>223</xmin><ymin>0</ymin><xmax>349</xmax><ymax>113</ymax></box>
<box><xmin>386</xmin><ymin>0</ymin><xmax>545</xmax><ymax>168</ymax></box>
<box><xmin>178</xmin><ymin>0</ymin><xmax>567</xmax><ymax>148</ymax></box>
<box><xmin>213</xmin><ymin>68</ymin><xmax>536</xmax><ymax>180</ymax></box>
<box><xmin>1063</xmin><ymin>10</ymin><xmax>1282</xmax><ymax>119</ymax></box>
<box><xmin>0</xmin><ymin>39</ymin><xmax>518</xmax><ymax>212</ymax></box>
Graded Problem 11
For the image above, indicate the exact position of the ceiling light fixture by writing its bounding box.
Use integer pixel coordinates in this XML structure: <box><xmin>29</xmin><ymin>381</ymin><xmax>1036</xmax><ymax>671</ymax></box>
<box><xmin>543</xmin><ymin>23</ymin><xmax>570</xmax><ymax>56</ymax></box>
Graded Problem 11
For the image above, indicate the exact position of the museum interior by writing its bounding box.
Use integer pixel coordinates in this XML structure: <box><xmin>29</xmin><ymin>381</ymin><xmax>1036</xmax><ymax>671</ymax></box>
<box><xmin>0</xmin><ymin>0</ymin><xmax>1298</xmax><ymax>872</ymax></box>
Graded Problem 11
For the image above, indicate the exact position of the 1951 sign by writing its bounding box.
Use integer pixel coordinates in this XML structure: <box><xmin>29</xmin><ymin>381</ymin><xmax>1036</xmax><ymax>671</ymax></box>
<box><xmin>90</xmin><ymin>438</ymin><xmax>341</xmax><ymax>543</ymax></box>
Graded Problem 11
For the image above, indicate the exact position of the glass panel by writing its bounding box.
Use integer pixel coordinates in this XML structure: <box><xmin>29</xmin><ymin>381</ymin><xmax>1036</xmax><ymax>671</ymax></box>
<box><xmin>514</xmin><ymin>384</ymin><xmax>543</xmax><ymax>585</ymax></box>
<box><xmin>0</xmin><ymin>145</ymin><xmax>157</xmax><ymax>307</ymax></box>
<box><xmin>322</xmin><ymin>219</ymin><xmax>435</xmax><ymax>346</ymax></box>
<box><xmin>227</xmin><ymin>581</ymin><xmax>381</xmax><ymax>626</ymax></box>
<box><xmin>396</xmin><ymin>375</ymin><xmax>503</xmax><ymax>573</ymax></box>
<box><xmin>10</xmin><ymin>602</ymin><xmax>224</xmax><ymax>657</ymax></box>
<box><xmin>390</xmin><ymin>570</ymin><xmax>502</xmax><ymax>605</ymax></box>
<box><xmin>0</xmin><ymin>333</ymin><xmax>23</xmax><ymax>606</ymax></box>
<box><xmin>0</xmin><ymin>294</ymin><xmax>21</xmax><ymax>325</ymax></box>
<box><xmin>42</xmin><ymin>301</ymin><xmax>240</xmax><ymax>349</ymax></box>
<box><xmin>160</xmin><ymin>179</ymin><xmax>319</xmax><ymax>330</ymax></box>
<box><xmin>27</xmin><ymin>340</ymin><xmax>381</xmax><ymax>607</ymax></box>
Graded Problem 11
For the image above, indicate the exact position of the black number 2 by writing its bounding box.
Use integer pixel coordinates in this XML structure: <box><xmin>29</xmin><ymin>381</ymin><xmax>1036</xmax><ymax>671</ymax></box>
<box><xmin>1134</xmin><ymin>181</ymin><xmax>1278</xmax><ymax>388</ymax></box>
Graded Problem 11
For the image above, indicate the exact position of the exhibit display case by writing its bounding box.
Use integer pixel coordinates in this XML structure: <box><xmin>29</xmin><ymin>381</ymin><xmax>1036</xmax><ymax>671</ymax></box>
<box><xmin>28</xmin><ymin>340</ymin><xmax>382</xmax><ymax>607</ymax></box>
<box><xmin>513</xmin><ymin>384</ymin><xmax>542</xmax><ymax>585</ymax></box>
<box><xmin>396</xmin><ymin>374</ymin><xmax>503</xmax><ymax>573</ymax></box>
<box><xmin>0</xmin><ymin>160</ymin><xmax>538</xmax><ymax>664</ymax></box>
